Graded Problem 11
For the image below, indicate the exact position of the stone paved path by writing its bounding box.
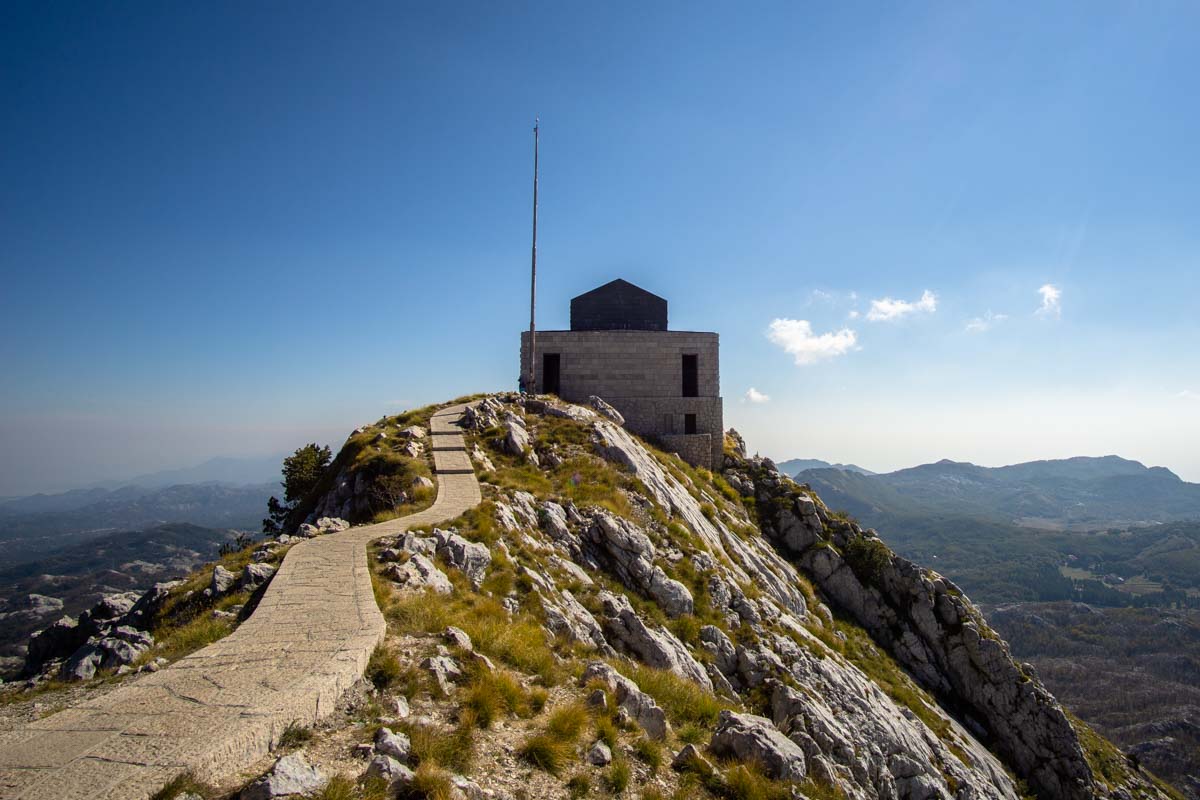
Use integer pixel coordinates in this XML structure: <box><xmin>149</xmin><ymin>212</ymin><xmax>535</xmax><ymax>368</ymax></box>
<box><xmin>0</xmin><ymin>403</ymin><xmax>482</xmax><ymax>800</ymax></box>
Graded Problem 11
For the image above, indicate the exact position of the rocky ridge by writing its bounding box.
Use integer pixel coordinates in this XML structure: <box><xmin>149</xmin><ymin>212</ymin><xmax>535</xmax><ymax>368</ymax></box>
<box><xmin>12</xmin><ymin>394</ymin><xmax>1179</xmax><ymax>800</ymax></box>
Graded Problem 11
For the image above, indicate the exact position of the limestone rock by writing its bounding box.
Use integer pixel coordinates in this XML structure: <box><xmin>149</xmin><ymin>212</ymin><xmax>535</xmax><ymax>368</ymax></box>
<box><xmin>399</xmin><ymin>425</ymin><xmax>427</xmax><ymax>439</ymax></box>
<box><xmin>384</xmin><ymin>555</ymin><xmax>452</xmax><ymax>594</ymax></box>
<box><xmin>238</xmin><ymin>563</ymin><xmax>277</xmax><ymax>593</ymax></box>
<box><xmin>597</xmin><ymin>592</ymin><xmax>711</xmax><ymax>690</ymax></box>
<box><xmin>725</xmin><ymin>428</ymin><xmax>747</xmax><ymax>460</ymax></box>
<box><xmin>434</xmin><ymin>529</ymin><xmax>491</xmax><ymax>588</ymax></box>
<box><xmin>316</xmin><ymin>517</ymin><xmax>350</xmax><ymax>533</ymax></box>
<box><xmin>585</xmin><ymin>512</ymin><xmax>693</xmax><ymax>617</ymax></box>
<box><xmin>210</xmin><ymin>565</ymin><xmax>236</xmax><ymax>596</ymax></box>
<box><xmin>443</xmin><ymin>626</ymin><xmax>473</xmax><ymax>651</ymax></box>
<box><xmin>502</xmin><ymin>417</ymin><xmax>530</xmax><ymax>457</ymax></box>
<box><xmin>461</xmin><ymin>396</ymin><xmax>503</xmax><ymax>431</ymax></box>
<box><xmin>241</xmin><ymin>753</ymin><xmax>326</xmax><ymax>800</ymax></box>
<box><xmin>709</xmin><ymin>710</ymin><xmax>807</xmax><ymax>781</ymax></box>
<box><xmin>365</xmin><ymin>754</ymin><xmax>414</xmax><ymax>786</ymax></box>
<box><xmin>542</xmin><ymin>590</ymin><xmax>612</xmax><ymax>654</ymax></box>
<box><xmin>672</xmin><ymin>743</ymin><xmax>715</xmax><ymax>775</ymax></box>
<box><xmin>469</xmin><ymin>443</ymin><xmax>495</xmax><ymax>472</ymax></box>
<box><xmin>420</xmin><ymin>655</ymin><xmax>465</xmax><ymax>695</ymax></box>
<box><xmin>374</xmin><ymin>727</ymin><xmax>412</xmax><ymax>763</ymax></box>
<box><xmin>582</xmin><ymin>661</ymin><xmax>670</xmax><ymax>740</ymax></box>
<box><xmin>586</xmin><ymin>740</ymin><xmax>613</xmax><ymax>766</ymax></box>
<box><xmin>545</xmin><ymin>402</ymin><xmax>596</xmax><ymax>423</ymax></box>
<box><xmin>411</xmin><ymin>475</ymin><xmax>435</xmax><ymax>491</ymax></box>
<box><xmin>588</xmin><ymin>395</ymin><xmax>625</xmax><ymax>425</ymax></box>
<box><xmin>25</xmin><ymin>616</ymin><xmax>85</xmax><ymax>673</ymax></box>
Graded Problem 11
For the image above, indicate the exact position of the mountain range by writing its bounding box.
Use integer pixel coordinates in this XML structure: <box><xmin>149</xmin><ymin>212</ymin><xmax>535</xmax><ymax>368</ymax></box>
<box><xmin>788</xmin><ymin>454</ymin><xmax>1200</xmax><ymax>529</ymax></box>
<box><xmin>0</xmin><ymin>482</ymin><xmax>273</xmax><ymax>566</ymax></box>
<box><xmin>774</xmin><ymin>457</ymin><xmax>875</xmax><ymax>476</ymax></box>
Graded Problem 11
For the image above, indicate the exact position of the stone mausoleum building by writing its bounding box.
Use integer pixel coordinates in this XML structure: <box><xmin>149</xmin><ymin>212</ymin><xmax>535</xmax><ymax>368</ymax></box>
<box><xmin>520</xmin><ymin>279</ymin><xmax>724</xmax><ymax>469</ymax></box>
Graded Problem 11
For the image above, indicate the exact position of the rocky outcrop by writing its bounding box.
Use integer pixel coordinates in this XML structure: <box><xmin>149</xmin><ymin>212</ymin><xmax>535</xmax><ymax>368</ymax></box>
<box><xmin>25</xmin><ymin>584</ymin><xmax>177</xmax><ymax>679</ymax></box>
<box><xmin>582</xmin><ymin>661</ymin><xmax>670</xmax><ymax>739</ymax></box>
<box><xmin>743</xmin><ymin>459</ymin><xmax>1096</xmax><ymax>800</ymax></box>
<box><xmin>709</xmin><ymin>710</ymin><xmax>807</xmax><ymax>781</ymax></box>
<box><xmin>384</xmin><ymin>554</ymin><xmax>453</xmax><ymax>594</ymax></box>
<box><xmin>596</xmin><ymin>592</ymin><xmax>711</xmax><ymax>690</ymax></box>
<box><xmin>433</xmin><ymin>528</ymin><xmax>491</xmax><ymax>589</ymax></box>
<box><xmin>588</xmin><ymin>395</ymin><xmax>625</xmax><ymax>425</ymax></box>
<box><xmin>584</xmin><ymin>511</ymin><xmax>693</xmax><ymax>617</ymax></box>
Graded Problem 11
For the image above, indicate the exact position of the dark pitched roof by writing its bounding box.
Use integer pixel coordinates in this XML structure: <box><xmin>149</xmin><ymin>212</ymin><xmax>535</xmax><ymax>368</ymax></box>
<box><xmin>570</xmin><ymin>279</ymin><xmax>668</xmax><ymax>331</ymax></box>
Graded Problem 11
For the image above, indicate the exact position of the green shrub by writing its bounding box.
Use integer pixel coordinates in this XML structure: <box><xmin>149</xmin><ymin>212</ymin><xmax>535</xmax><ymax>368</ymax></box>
<box><xmin>843</xmin><ymin>536</ymin><xmax>891</xmax><ymax>585</ymax></box>
<box><xmin>400</xmin><ymin>716</ymin><xmax>476</xmax><ymax>774</ymax></box>
<box><xmin>463</xmin><ymin>668</ymin><xmax>534</xmax><ymax>727</ymax></box>
<box><xmin>546</xmin><ymin>702</ymin><xmax>589</xmax><ymax>740</ymax></box>
<box><xmin>305</xmin><ymin>775</ymin><xmax>355</xmax><ymax>800</ymax></box>
<box><xmin>566</xmin><ymin>774</ymin><xmax>591</xmax><ymax>799</ymax></box>
<box><xmin>606</xmin><ymin>756</ymin><xmax>632</xmax><ymax>794</ymax></box>
<box><xmin>517</xmin><ymin>733</ymin><xmax>574</xmax><ymax>775</ymax></box>
<box><xmin>595</xmin><ymin>716</ymin><xmax>619</xmax><ymax>749</ymax></box>
<box><xmin>150</xmin><ymin>772</ymin><xmax>214</xmax><ymax>800</ymax></box>
<box><xmin>633</xmin><ymin>736</ymin><xmax>663</xmax><ymax>773</ymax></box>
<box><xmin>365</xmin><ymin>645</ymin><xmax>401</xmax><ymax>690</ymax></box>
<box><xmin>721</xmin><ymin>763</ymin><xmax>793</xmax><ymax>800</ymax></box>
<box><xmin>403</xmin><ymin>763</ymin><xmax>455</xmax><ymax>800</ymax></box>
<box><xmin>613</xmin><ymin>661</ymin><xmax>731</xmax><ymax>727</ymax></box>
<box><xmin>277</xmin><ymin>721</ymin><xmax>313</xmax><ymax>749</ymax></box>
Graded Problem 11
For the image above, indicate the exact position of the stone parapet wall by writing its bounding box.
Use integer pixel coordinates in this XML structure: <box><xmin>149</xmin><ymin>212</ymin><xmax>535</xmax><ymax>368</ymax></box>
<box><xmin>659</xmin><ymin>434</ymin><xmax>718</xmax><ymax>471</ymax></box>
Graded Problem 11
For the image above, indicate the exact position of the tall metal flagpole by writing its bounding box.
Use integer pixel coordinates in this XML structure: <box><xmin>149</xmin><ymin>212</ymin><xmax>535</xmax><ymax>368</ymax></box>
<box><xmin>527</xmin><ymin>118</ymin><xmax>539</xmax><ymax>392</ymax></box>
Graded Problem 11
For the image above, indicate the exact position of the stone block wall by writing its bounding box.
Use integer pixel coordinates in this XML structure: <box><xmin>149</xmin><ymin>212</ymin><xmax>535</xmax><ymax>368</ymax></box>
<box><xmin>660</xmin><ymin>434</ymin><xmax>717</xmax><ymax>472</ymax></box>
<box><xmin>520</xmin><ymin>331</ymin><xmax>719</xmax><ymax>399</ymax></box>
<box><xmin>519</xmin><ymin>330</ymin><xmax>723</xmax><ymax>468</ymax></box>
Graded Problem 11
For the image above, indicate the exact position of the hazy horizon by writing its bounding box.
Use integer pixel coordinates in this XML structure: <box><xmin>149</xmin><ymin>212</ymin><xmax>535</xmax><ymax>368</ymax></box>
<box><xmin>4</xmin><ymin>3</ymin><xmax>1200</xmax><ymax>495</ymax></box>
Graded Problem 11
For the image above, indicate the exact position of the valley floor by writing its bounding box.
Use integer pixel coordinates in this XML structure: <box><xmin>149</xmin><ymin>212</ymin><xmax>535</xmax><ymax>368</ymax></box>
<box><xmin>988</xmin><ymin>602</ymin><xmax>1200</xmax><ymax>800</ymax></box>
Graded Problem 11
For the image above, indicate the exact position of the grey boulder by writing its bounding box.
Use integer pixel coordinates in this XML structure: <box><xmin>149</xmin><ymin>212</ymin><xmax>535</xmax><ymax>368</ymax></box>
<box><xmin>709</xmin><ymin>710</ymin><xmax>806</xmax><ymax>781</ymax></box>
<box><xmin>240</xmin><ymin>753</ymin><xmax>326</xmax><ymax>800</ymax></box>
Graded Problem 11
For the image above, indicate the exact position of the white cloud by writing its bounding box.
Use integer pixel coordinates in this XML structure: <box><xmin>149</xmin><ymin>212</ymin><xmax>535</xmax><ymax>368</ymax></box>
<box><xmin>743</xmin><ymin>387</ymin><xmax>770</xmax><ymax>404</ymax></box>
<box><xmin>767</xmin><ymin>319</ymin><xmax>857</xmax><ymax>365</ymax></box>
<box><xmin>847</xmin><ymin>310</ymin><xmax>861</xmax><ymax>320</ymax></box>
<box><xmin>1178</xmin><ymin>390</ymin><xmax>1200</xmax><ymax>401</ymax></box>
<box><xmin>965</xmin><ymin>311</ymin><xmax>1008</xmax><ymax>334</ymax></box>
<box><xmin>1036</xmin><ymin>284</ymin><xmax>1062</xmax><ymax>318</ymax></box>
<box><xmin>866</xmin><ymin>290</ymin><xmax>937</xmax><ymax>322</ymax></box>
<box><xmin>809</xmin><ymin>289</ymin><xmax>834</xmax><ymax>304</ymax></box>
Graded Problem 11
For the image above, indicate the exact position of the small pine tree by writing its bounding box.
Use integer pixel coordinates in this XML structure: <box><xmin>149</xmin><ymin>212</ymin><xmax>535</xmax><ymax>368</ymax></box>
<box><xmin>263</xmin><ymin>443</ymin><xmax>332</xmax><ymax>533</ymax></box>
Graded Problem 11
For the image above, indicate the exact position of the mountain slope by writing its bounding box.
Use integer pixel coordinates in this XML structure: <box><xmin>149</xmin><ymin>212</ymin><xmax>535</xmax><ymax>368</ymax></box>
<box><xmin>7</xmin><ymin>397</ymin><xmax>1179</xmax><ymax>799</ymax></box>
<box><xmin>291</xmin><ymin>394</ymin><xmax>1175</xmax><ymax>800</ymax></box>
<box><xmin>0</xmin><ymin>522</ymin><xmax>238</xmax><ymax>673</ymax></box>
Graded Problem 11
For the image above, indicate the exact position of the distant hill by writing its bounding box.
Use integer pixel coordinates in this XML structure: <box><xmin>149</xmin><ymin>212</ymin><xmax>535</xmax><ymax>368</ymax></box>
<box><xmin>798</xmin><ymin>455</ymin><xmax>1200</xmax><ymax>529</ymax></box>
<box><xmin>776</xmin><ymin>457</ymin><xmax>875</xmax><ymax>476</ymax></box>
<box><xmin>0</xmin><ymin>455</ymin><xmax>284</xmax><ymax>516</ymax></box>
<box><xmin>86</xmin><ymin>454</ymin><xmax>286</xmax><ymax>491</ymax></box>
<box><xmin>0</xmin><ymin>482</ymin><xmax>273</xmax><ymax>566</ymax></box>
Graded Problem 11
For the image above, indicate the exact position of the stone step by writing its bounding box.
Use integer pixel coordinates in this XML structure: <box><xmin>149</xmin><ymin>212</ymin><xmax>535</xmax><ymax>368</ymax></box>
<box><xmin>434</xmin><ymin>449</ymin><xmax>474</xmax><ymax>474</ymax></box>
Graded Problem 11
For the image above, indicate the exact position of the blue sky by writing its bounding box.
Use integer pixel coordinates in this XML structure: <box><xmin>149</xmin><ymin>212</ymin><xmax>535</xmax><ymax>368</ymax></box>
<box><xmin>3</xmin><ymin>2</ymin><xmax>1199</xmax><ymax>494</ymax></box>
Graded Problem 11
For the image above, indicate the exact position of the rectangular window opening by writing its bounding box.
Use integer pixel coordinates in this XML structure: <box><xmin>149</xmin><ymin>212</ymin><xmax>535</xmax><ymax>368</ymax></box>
<box><xmin>682</xmin><ymin>354</ymin><xmax>698</xmax><ymax>397</ymax></box>
<box><xmin>684</xmin><ymin>413</ymin><xmax>698</xmax><ymax>435</ymax></box>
